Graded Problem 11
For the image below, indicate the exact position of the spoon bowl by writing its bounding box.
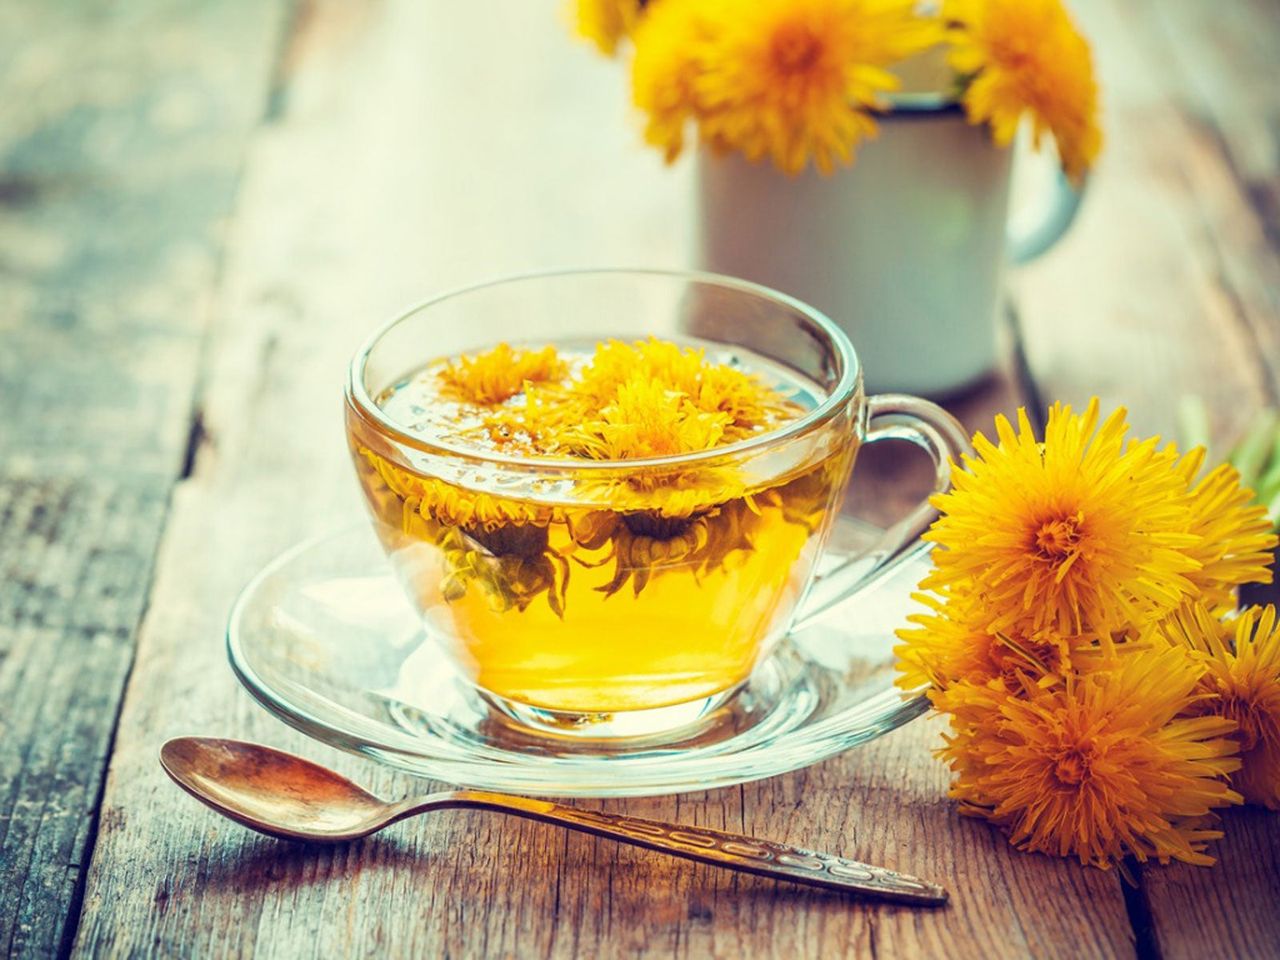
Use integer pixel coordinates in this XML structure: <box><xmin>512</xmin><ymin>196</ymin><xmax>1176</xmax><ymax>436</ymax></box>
<box><xmin>160</xmin><ymin>736</ymin><xmax>947</xmax><ymax>905</ymax></box>
<box><xmin>161</xmin><ymin>737</ymin><xmax>393</xmax><ymax>839</ymax></box>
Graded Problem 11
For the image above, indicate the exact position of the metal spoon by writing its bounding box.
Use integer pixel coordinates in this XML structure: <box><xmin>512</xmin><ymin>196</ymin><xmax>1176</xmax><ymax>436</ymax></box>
<box><xmin>159</xmin><ymin>737</ymin><xmax>947</xmax><ymax>905</ymax></box>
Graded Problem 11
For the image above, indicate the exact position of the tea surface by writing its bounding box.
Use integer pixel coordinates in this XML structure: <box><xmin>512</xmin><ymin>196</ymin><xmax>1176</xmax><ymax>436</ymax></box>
<box><xmin>378</xmin><ymin>337</ymin><xmax>812</xmax><ymax>460</ymax></box>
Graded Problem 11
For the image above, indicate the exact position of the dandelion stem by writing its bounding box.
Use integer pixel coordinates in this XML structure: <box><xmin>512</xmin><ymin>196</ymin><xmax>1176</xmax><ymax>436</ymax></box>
<box><xmin>1229</xmin><ymin>409</ymin><xmax>1278</xmax><ymax>489</ymax></box>
<box><xmin>1176</xmin><ymin>395</ymin><xmax>1211</xmax><ymax>458</ymax></box>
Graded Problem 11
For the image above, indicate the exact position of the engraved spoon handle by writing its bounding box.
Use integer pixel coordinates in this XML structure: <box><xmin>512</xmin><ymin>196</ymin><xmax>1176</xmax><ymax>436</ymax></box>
<box><xmin>412</xmin><ymin>791</ymin><xmax>947</xmax><ymax>905</ymax></box>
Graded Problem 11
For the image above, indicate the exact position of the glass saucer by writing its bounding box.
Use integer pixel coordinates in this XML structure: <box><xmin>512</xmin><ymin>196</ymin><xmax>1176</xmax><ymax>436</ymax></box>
<box><xmin>227</xmin><ymin>522</ymin><xmax>930</xmax><ymax>798</ymax></box>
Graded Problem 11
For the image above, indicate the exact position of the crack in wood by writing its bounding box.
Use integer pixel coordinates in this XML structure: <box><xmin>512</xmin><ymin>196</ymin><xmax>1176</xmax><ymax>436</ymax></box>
<box><xmin>263</xmin><ymin>0</ymin><xmax>308</xmax><ymax>123</ymax></box>
<box><xmin>179</xmin><ymin>409</ymin><xmax>208</xmax><ymax>481</ymax></box>
<box><xmin>55</xmin><ymin>644</ymin><xmax>140</xmax><ymax>960</ymax></box>
<box><xmin>1005</xmin><ymin>301</ymin><xmax>1049</xmax><ymax>431</ymax></box>
<box><xmin>0</xmin><ymin>174</ymin><xmax>42</xmax><ymax>208</ymax></box>
<box><xmin>1120</xmin><ymin>860</ymin><xmax>1164</xmax><ymax>960</ymax></box>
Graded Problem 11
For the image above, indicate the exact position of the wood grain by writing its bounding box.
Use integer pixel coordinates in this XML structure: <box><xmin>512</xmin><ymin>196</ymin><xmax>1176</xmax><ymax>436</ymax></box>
<box><xmin>0</xmin><ymin>477</ymin><xmax>167</xmax><ymax>960</ymax></box>
<box><xmin>1129</xmin><ymin>0</ymin><xmax>1280</xmax><ymax>396</ymax></box>
<box><xmin>1135</xmin><ymin>0</ymin><xmax>1280</xmax><ymax>254</ymax></box>
<box><xmin>0</xmin><ymin>1</ymin><xmax>289</xmax><ymax>957</ymax></box>
<box><xmin>1015</xmin><ymin>1</ymin><xmax>1280</xmax><ymax>958</ymax></box>
<box><xmin>68</xmin><ymin>2</ymin><xmax>1143</xmax><ymax>958</ymax></box>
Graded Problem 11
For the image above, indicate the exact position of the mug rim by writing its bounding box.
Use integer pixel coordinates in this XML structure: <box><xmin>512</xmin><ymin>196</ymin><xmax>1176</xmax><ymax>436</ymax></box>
<box><xmin>881</xmin><ymin>91</ymin><xmax>965</xmax><ymax>119</ymax></box>
<box><xmin>346</xmin><ymin>267</ymin><xmax>862</xmax><ymax>472</ymax></box>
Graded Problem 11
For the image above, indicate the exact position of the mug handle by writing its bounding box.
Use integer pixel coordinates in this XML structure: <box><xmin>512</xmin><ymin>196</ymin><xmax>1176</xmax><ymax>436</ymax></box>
<box><xmin>1006</xmin><ymin>166</ymin><xmax>1086</xmax><ymax>265</ymax></box>
<box><xmin>791</xmin><ymin>394</ymin><xmax>973</xmax><ymax>632</ymax></box>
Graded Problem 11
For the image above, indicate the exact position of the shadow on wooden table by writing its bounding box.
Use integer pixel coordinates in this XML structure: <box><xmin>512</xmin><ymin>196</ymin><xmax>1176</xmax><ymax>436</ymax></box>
<box><xmin>185</xmin><ymin>827</ymin><xmax>947</xmax><ymax>914</ymax></box>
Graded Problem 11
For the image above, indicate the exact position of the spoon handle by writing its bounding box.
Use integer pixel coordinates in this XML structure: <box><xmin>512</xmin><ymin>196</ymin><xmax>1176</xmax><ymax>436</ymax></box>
<box><xmin>434</xmin><ymin>791</ymin><xmax>947</xmax><ymax>905</ymax></box>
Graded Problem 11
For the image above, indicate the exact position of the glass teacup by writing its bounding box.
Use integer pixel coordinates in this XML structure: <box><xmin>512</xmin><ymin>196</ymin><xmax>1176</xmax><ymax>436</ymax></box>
<box><xmin>345</xmin><ymin>270</ymin><xmax>968</xmax><ymax>738</ymax></box>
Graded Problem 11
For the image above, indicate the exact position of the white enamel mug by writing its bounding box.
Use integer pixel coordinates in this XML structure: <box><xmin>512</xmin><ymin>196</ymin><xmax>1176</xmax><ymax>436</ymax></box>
<box><xmin>696</xmin><ymin>97</ymin><xmax>1083</xmax><ymax>397</ymax></box>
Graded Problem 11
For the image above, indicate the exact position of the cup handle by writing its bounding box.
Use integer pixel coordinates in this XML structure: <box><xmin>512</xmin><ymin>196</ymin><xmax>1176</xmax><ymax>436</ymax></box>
<box><xmin>791</xmin><ymin>394</ymin><xmax>972</xmax><ymax>632</ymax></box>
<box><xmin>1006</xmin><ymin>166</ymin><xmax>1086</xmax><ymax>265</ymax></box>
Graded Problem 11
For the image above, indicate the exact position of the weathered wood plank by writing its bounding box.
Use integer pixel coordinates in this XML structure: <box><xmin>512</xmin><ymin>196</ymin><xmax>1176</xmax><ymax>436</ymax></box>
<box><xmin>0</xmin><ymin>477</ymin><xmax>167</xmax><ymax>959</ymax></box>
<box><xmin>0</xmin><ymin>1</ymin><xmax>290</xmax><ymax>957</ymax></box>
<box><xmin>1015</xmin><ymin>1</ymin><xmax>1280</xmax><ymax>958</ymax></box>
<box><xmin>1129</xmin><ymin>0</ymin><xmax>1280</xmax><ymax>395</ymax></box>
<box><xmin>72</xmin><ymin>2</ymin><xmax>1140</xmax><ymax>957</ymax></box>
<box><xmin>1136</xmin><ymin>0</ymin><xmax>1280</xmax><ymax>252</ymax></box>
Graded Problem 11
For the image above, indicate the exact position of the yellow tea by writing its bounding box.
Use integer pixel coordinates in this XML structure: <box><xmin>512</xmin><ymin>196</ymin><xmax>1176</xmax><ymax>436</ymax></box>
<box><xmin>347</xmin><ymin>338</ymin><xmax>855</xmax><ymax>714</ymax></box>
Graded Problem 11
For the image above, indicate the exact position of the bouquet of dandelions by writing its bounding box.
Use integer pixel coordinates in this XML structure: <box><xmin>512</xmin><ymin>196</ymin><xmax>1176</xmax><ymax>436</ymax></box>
<box><xmin>895</xmin><ymin>399</ymin><xmax>1279</xmax><ymax>870</ymax></box>
<box><xmin>573</xmin><ymin>0</ymin><xmax>1102</xmax><ymax>180</ymax></box>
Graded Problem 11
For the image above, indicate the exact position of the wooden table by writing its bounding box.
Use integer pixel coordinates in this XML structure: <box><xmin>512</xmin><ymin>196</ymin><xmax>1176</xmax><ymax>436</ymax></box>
<box><xmin>3</xmin><ymin>1</ymin><xmax>1277</xmax><ymax>957</ymax></box>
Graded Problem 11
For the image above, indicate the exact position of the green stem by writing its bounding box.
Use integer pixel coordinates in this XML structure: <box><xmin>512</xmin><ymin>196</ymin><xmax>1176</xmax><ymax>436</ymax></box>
<box><xmin>1176</xmin><ymin>395</ymin><xmax>1211</xmax><ymax>458</ymax></box>
<box><xmin>1229</xmin><ymin>410</ymin><xmax>1279</xmax><ymax>489</ymax></box>
<box><xmin>1258</xmin><ymin>429</ymin><xmax>1280</xmax><ymax>496</ymax></box>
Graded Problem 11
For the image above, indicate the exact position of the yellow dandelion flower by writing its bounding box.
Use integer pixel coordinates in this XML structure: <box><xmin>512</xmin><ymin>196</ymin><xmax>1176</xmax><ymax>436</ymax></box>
<box><xmin>567</xmin><ymin>374</ymin><xmax>730</xmax><ymax>460</ymax></box>
<box><xmin>945</xmin><ymin>0</ymin><xmax>1102</xmax><ymax>181</ymax></box>
<box><xmin>923</xmin><ymin>399</ymin><xmax>1202</xmax><ymax>636</ymax></box>
<box><xmin>438</xmin><ymin>343</ymin><xmax>566</xmax><ymax>406</ymax></box>
<box><xmin>573</xmin><ymin>0</ymin><xmax>646</xmax><ymax>56</ymax></box>
<box><xmin>689</xmin><ymin>361</ymin><xmax>795</xmax><ymax>440</ymax></box>
<box><xmin>1156</xmin><ymin>602</ymin><xmax>1280</xmax><ymax>809</ymax></box>
<box><xmin>359</xmin><ymin>447</ymin><xmax>559</xmax><ymax>532</ymax></box>
<box><xmin>575</xmin><ymin>337</ymin><xmax>698</xmax><ymax>405</ymax></box>
<box><xmin>632</xmin><ymin>0</ymin><xmax>721</xmax><ymax>162</ymax></box>
<box><xmin>575</xmin><ymin>467</ymin><xmax>751</xmax><ymax>519</ymax></box>
<box><xmin>693</xmin><ymin>0</ymin><xmax>941</xmax><ymax>175</ymax></box>
<box><xmin>1174</xmin><ymin>448</ymin><xmax>1278</xmax><ymax>608</ymax></box>
<box><xmin>932</xmin><ymin>647</ymin><xmax>1242</xmax><ymax>867</ymax></box>
<box><xmin>574</xmin><ymin>337</ymin><xmax>794</xmax><ymax>441</ymax></box>
<box><xmin>482</xmin><ymin>380</ymin><xmax>593</xmax><ymax>456</ymax></box>
<box><xmin>429</xmin><ymin>337</ymin><xmax>799</xmax><ymax>517</ymax></box>
<box><xmin>895</xmin><ymin>587</ymin><xmax>1097</xmax><ymax>692</ymax></box>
